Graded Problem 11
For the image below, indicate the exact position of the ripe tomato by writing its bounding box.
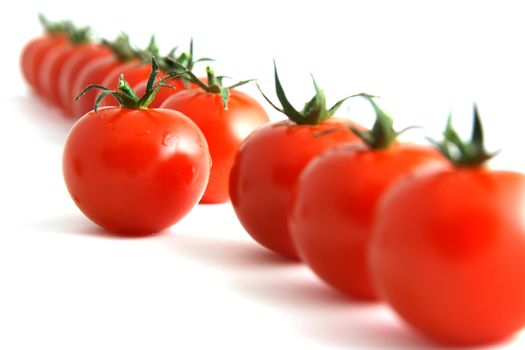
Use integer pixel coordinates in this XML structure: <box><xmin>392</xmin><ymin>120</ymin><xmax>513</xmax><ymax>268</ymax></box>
<box><xmin>289</xmin><ymin>97</ymin><xmax>448</xmax><ymax>299</ymax></box>
<box><xmin>64</xmin><ymin>64</ymin><xmax>211</xmax><ymax>235</ymax></box>
<box><xmin>38</xmin><ymin>27</ymin><xmax>91</xmax><ymax>105</ymax></box>
<box><xmin>290</xmin><ymin>144</ymin><xmax>447</xmax><ymax>299</ymax></box>
<box><xmin>369</xmin><ymin>109</ymin><xmax>525</xmax><ymax>345</ymax></box>
<box><xmin>21</xmin><ymin>35</ymin><xmax>65</xmax><ymax>89</ymax></box>
<box><xmin>57</xmin><ymin>43</ymin><xmax>111</xmax><ymax>115</ymax></box>
<box><xmin>161</xmin><ymin>84</ymin><xmax>269</xmax><ymax>203</ymax></box>
<box><xmin>72</xmin><ymin>56</ymin><xmax>126</xmax><ymax>118</ymax></box>
<box><xmin>231</xmin><ymin>120</ymin><xmax>362</xmax><ymax>258</ymax></box>
<box><xmin>20</xmin><ymin>16</ymin><xmax>69</xmax><ymax>92</ymax></box>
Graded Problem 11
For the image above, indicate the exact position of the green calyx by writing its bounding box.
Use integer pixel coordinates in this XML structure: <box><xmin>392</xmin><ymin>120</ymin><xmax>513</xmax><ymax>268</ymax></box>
<box><xmin>101</xmin><ymin>33</ymin><xmax>138</xmax><ymax>62</ymax></box>
<box><xmin>168</xmin><ymin>59</ymin><xmax>253</xmax><ymax>109</ymax></box>
<box><xmin>38</xmin><ymin>14</ymin><xmax>90</xmax><ymax>44</ymax></box>
<box><xmin>257</xmin><ymin>62</ymin><xmax>359</xmax><ymax>125</ymax></box>
<box><xmin>430</xmin><ymin>105</ymin><xmax>497</xmax><ymax>167</ymax></box>
<box><xmin>350</xmin><ymin>95</ymin><xmax>413</xmax><ymax>149</ymax></box>
<box><xmin>38</xmin><ymin>14</ymin><xmax>71</xmax><ymax>35</ymax></box>
<box><xmin>159</xmin><ymin>38</ymin><xmax>213</xmax><ymax>75</ymax></box>
<box><xmin>76</xmin><ymin>57</ymin><xmax>180</xmax><ymax>112</ymax></box>
<box><xmin>135</xmin><ymin>35</ymin><xmax>161</xmax><ymax>64</ymax></box>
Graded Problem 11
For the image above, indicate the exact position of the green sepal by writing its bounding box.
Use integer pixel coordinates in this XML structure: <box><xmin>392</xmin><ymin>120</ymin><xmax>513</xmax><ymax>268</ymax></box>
<box><xmin>429</xmin><ymin>105</ymin><xmax>497</xmax><ymax>167</ymax></box>
<box><xmin>101</xmin><ymin>33</ymin><xmax>137</xmax><ymax>62</ymax></box>
<box><xmin>349</xmin><ymin>95</ymin><xmax>407</xmax><ymax>149</ymax></box>
<box><xmin>76</xmin><ymin>57</ymin><xmax>181</xmax><ymax>112</ymax></box>
<box><xmin>38</xmin><ymin>14</ymin><xmax>71</xmax><ymax>35</ymax></box>
<box><xmin>258</xmin><ymin>62</ymin><xmax>363</xmax><ymax>125</ymax></box>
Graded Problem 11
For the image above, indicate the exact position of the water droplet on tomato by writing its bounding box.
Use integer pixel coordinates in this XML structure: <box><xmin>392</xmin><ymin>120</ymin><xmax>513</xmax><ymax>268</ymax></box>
<box><xmin>162</xmin><ymin>132</ymin><xmax>173</xmax><ymax>146</ymax></box>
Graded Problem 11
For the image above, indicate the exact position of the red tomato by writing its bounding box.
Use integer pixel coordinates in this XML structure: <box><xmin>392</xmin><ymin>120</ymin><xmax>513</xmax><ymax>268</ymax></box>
<box><xmin>99</xmin><ymin>62</ymin><xmax>152</xmax><ymax>107</ymax></box>
<box><xmin>289</xmin><ymin>144</ymin><xmax>447</xmax><ymax>299</ymax></box>
<box><xmin>21</xmin><ymin>34</ymin><xmax>67</xmax><ymax>94</ymax></box>
<box><xmin>161</xmin><ymin>88</ymin><xmax>269</xmax><ymax>203</ymax></box>
<box><xmin>370</xmin><ymin>168</ymin><xmax>525</xmax><ymax>344</ymax></box>
<box><xmin>39</xmin><ymin>43</ymin><xmax>92</xmax><ymax>105</ymax></box>
<box><xmin>230</xmin><ymin>119</ymin><xmax>361</xmax><ymax>259</ymax></box>
<box><xmin>57</xmin><ymin>44</ymin><xmax>111</xmax><ymax>116</ymax></box>
<box><xmin>63</xmin><ymin>107</ymin><xmax>211</xmax><ymax>235</ymax></box>
<box><xmin>369</xmin><ymin>110</ymin><xmax>525</xmax><ymax>344</ymax></box>
<box><xmin>71</xmin><ymin>56</ymin><xmax>126</xmax><ymax>118</ymax></box>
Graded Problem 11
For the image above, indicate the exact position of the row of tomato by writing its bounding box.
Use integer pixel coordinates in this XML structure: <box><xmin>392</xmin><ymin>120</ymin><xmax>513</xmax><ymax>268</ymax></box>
<box><xmin>21</xmin><ymin>15</ymin><xmax>525</xmax><ymax>348</ymax></box>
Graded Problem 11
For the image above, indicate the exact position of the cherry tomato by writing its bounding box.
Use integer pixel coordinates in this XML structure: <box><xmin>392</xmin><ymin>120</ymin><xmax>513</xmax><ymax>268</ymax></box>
<box><xmin>290</xmin><ymin>144</ymin><xmax>447</xmax><ymax>299</ymax></box>
<box><xmin>230</xmin><ymin>119</ymin><xmax>361</xmax><ymax>259</ymax></box>
<box><xmin>71</xmin><ymin>56</ymin><xmax>125</xmax><ymax>118</ymax></box>
<box><xmin>57</xmin><ymin>44</ymin><xmax>111</xmax><ymax>116</ymax></box>
<box><xmin>369</xmin><ymin>109</ymin><xmax>525</xmax><ymax>345</ymax></box>
<box><xmin>21</xmin><ymin>34</ymin><xmax>68</xmax><ymax>95</ymax></box>
<box><xmin>230</xmin><ymin>64</ymin><xmax>364</xmax><ymax>259</ymax></box>
<box><xmin>63</xmin><ymin>107</ymin><xmax>210</xmax><ymax>234</ymax></box>
<box><xmin>161</xmin><ymin>87</ymin><xmax>269</xmax><ymax>203</ymax></box>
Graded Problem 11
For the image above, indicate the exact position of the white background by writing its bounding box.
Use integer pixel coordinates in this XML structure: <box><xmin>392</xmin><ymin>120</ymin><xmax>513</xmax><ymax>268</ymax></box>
<box><xmin>1</xmin><ymin>0</ymin><xmax>525</xmax><ymax>349</ymax></box>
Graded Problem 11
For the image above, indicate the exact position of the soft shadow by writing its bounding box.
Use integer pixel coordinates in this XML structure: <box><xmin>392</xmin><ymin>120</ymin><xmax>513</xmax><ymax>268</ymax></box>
<box><xmin>169</xmin><ymin>233</ymin><xmax>471</xmax><ymax>349</ymax></box>
<box><xmin>28</xmin><ymin>214</ymin><xmax>168</xmax><ymax>240</ymax></box>
<box><xmin>11</xmin><ymin>94</ymin><xmax>76</xmax><ymax>144</ymax></box>
<box><xmin>171</xmin><ymin>233</ymin><xmax>299</xmax><ymax>269</ymax></box>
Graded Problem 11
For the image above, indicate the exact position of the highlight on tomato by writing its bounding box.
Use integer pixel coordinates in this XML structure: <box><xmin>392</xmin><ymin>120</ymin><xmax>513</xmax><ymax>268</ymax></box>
<box><xmin>229</xmin><ymin>63</ymin><xmax>365</xmax><ymax>259</ymax></box>
<box><xmin>289</xmin><ymin>96</ymin><xmax>448</xmax><ymax>299</ymax></box>
<box><xmin>161</xmin><ymin>63</ymin><xmax>269</xmax><ymax>204</ymax></box>
<box><xmin>369</xmin><ymin>107</ymin><xmax>525</xmax><ymax>345</ymax></box>
<box><xmin>21</xmin><ymin>15</ymin><xmax>70</xmax><ymax>93</ymax></box>
<box><xmin>71</xmin><ymin>33</ymin><xmax>141</xmax><ymax>118</ymax></box>
<box><xmin>63</xmin><ymin>58</ymin><xmax>211</xmax><ymax>235</ymax></box>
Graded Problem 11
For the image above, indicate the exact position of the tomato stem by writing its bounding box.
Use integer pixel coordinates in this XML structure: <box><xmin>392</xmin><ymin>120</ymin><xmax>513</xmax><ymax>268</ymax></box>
<box><xmin>429</xmin><ymin>105</ymin><xmax>497</xmax><ymax>167</ymax></box>
<box><xmin>101</xmin><ymin>33</ymin><xmax>139</xmax><ymax>62</ymax></box>
<box><xmin>257</xmin><ymin>61</ymin><xmax>364</xmax><ymax>125</ymax></box>
<box><xmin>38</xmin><ymin>14</ymin><xmax>71</xmax><ymax>35</ymax></box>
<box><xmin>349</xmin><ymin>95</ymin><xmax>415</xmax><ymax>149</ymax></box>
<box><xmin>76</xmin><ymin>57</ymin><xmax>181</xmax><ymax>112</ymax></box>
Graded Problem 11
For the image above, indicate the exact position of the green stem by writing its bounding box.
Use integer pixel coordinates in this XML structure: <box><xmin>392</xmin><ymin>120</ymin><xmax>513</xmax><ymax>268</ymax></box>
<box><xmin>76</xmin><ymin>57</ymin><xmax>181</xmax><ymax>112</ymax></box>
<box><xmin>429</xmin><ymin>105</ymin><xmax>497</xmax><ymax>167</ymax></box>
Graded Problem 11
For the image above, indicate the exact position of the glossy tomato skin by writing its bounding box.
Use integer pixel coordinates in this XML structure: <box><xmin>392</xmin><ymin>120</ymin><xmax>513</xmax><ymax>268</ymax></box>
<box><xmin>58</xmin><ymin>44</ymin><xmax>111</xmax><ymax>116</ymax></box>
<box><xmin>370</xmin><ymin>168</ymin><xmax>525</xmax><ymax>345</ymax></box>
<box><xmin>161</xmin><ymin>89</ymin><xmax>270</xmax><ymax>203</ymax></box>
<box><xmin>99</xmin><ymin>62</ymin><xmax>151</xmax><ymax>107</ymax></box>
<box><xmin>21</xmin><ymin>35</ymin><xmax>67</xmax><ymax>94</ymax></box>
<box><xmin>71</xmin><ymin>56</ymin><xmax>125</xmax><ymax>118</ymax></box>
<box><xmin>289</xmin><ymin>144</ymin><xmax>448</xmax><ymax>299</ymax></box>
<box><xmin>229</xmin><ymin>119</ymin><xmax>361</xmax><ymax>259</ymax></box>
<box><xmin>63</xmin><ymin>107</ymin><xmax>211</xmax><ymax>235</ymax></box>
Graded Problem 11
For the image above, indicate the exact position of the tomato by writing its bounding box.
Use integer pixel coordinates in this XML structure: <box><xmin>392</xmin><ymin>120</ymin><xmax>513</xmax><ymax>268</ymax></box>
<box><xmin>231</xmin><ymin>119</ymin><xmax>362</xmax><ymax>258</ymax></box>
<box><xmin>99</xmin><ymin>62</ymin><xmax>152</xmax><ymax>107</ymax></box>
<box><xmin>230</xmin><ymin>65</ymin><xmax>364</xmax><ymax>259</ymax></box>
<box><xmin>369</xmin><ymin>109</ymin><xmax>525</xmax><ymax>345</ymax></box>
<box><xmin>21</xmin><ymin>35</ymin><xmax>60</xmax><ymax>87</ymax></box>
<box><xmin>290</xmin><ymin>144</ymin><xmax>447</xmax><ymax>299</ymax></box>
<box><xmin>72</xmin><ymin>56</ymin><xmax>126</xmax><ymax>118</ymax></box>
<box><xmin>64</xmin><ymin>64</ymin><xmax>210</xmax><ymax>235</ymax></box>
<box><xmin>21</xmin><ymin>16</ymin><xmax>69</xmax><ymax>92</ymax></box>
<box><xmin>161</xmin><ymin>84</ymin><xmax>269</xmax><ymax>203</ymax></box>
<box><xmin>57</xmin><ymin>44</ymin><xmax>111</xmax><ymax>116</ymax></box>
